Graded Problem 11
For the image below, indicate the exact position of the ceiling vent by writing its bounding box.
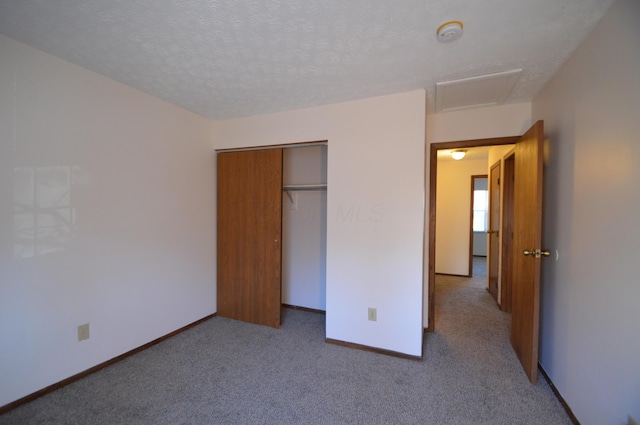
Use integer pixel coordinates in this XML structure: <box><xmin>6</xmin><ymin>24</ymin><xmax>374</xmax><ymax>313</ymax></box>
<box><xmin>435</xmin><ymin>69</ymin><xmax>522</xmax><ymax>113</ymax></box>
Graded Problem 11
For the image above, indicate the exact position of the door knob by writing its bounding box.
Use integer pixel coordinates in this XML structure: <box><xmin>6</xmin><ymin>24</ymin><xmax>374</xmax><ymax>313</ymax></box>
<box><xmin>523</xmin><ymin>249</ymin><xmax>551</xmax><ymax>258</ymax></box>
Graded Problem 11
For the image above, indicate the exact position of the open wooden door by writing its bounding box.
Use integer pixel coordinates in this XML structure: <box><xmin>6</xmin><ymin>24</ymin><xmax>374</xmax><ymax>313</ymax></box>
<box><xmin>511</xmin><ymin>120</ymin><xmax>545</xmax><ymax>383</ymax></box>
<box><xmin>487</xmin><ymin>161</ymin><xmax>501</xmax><ymax>302</ymax></box>
<box><xmin>217</xmin><ymin>149</ymin><xmax>283</xmax><ymax>328</ymax></box>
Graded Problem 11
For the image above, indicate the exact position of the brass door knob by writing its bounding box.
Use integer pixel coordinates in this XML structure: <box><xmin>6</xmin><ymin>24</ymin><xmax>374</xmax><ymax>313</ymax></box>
<box><xmin>523</xmin><ymin>249</ymin><xmax>551</xmax><ymax>258</ymax></box>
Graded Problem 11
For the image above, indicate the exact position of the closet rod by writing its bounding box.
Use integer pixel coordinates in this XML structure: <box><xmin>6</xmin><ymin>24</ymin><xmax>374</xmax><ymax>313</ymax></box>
<box><xmin>283</xmin><ymin>184</ymin><xmax>327</xmax><ymax>191</ymax></box>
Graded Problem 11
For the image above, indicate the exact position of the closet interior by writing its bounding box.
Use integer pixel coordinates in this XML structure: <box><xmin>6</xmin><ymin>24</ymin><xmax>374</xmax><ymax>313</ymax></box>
<box><xmin>281</xmin><ymin>145</ymin><xmax>327</xmax><ymax>313</ymax></box>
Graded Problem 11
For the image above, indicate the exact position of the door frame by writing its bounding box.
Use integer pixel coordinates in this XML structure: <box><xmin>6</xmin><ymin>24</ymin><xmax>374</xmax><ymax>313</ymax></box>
<box><xmin>216</xmin><ymin>140</ymin><xmax>327</xmax><ymax>153</ymax></box>
<box><xmin>487</xmin><ymin>161</ymin><xmax>501</xmax><ymax>302</ymax></box>
<box><xmin>426</xmin><ymin>136</ymin><xmax>519</xmax><ymax>332</ymax></box>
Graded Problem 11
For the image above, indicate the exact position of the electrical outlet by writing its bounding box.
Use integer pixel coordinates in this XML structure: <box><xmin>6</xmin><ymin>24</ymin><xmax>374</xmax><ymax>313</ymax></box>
<box><xmin>368</xmin><ymin>308</ymin><xmax>377</xmax><ymax>321</ymax></box>
<box><xmin>629</xmin><ymin>415</ymin><xmax>639</xmax><ymax>425</ymax></box>
<box><xmin>77</xmin><ymin>323</ymin><xmax>90</xmax><ymax>341</ymax></box>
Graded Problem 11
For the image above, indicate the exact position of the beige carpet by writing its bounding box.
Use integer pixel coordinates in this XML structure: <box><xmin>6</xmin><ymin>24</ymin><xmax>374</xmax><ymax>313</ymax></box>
<box><xmin>1</xmin><ymin>262</ymin><xmax>571</xmax><ymax>424</ymax></box>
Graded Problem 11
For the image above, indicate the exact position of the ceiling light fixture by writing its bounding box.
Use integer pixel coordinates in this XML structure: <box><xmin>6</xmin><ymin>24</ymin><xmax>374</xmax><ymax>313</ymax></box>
<box><xmin>451</xmin><ymin>150</ymin><xmax>466</xmax><ymax>160</ymax></box>
<box><xmin>437</xmin><ymin>21</ymin><xmax>464</xmax><ymax>42</ymax></box>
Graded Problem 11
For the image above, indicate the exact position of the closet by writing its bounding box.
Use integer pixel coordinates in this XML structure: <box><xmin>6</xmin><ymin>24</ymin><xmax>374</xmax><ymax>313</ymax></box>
<box><xmin>216</xmin><ymin>144</ymin><xmax>327</xmax><ymax>328</ymax></box>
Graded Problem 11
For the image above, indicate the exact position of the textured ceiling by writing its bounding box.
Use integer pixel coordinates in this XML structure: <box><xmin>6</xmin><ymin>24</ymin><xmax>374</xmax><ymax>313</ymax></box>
<box><xmin>0</xmin><ymin>0</ymin><xmax>615</xmax><ymax>120</ymax></box>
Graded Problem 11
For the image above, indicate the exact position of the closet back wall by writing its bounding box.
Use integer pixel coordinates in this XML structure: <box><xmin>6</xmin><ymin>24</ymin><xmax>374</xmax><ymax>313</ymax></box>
<box><xmin>282</xmin><ymin>146</ymin><xmax>327</xmax><ymax>311</ymax></box>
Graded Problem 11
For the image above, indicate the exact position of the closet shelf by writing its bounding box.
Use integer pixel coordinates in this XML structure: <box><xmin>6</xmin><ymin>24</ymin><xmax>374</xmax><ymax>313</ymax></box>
<box><xmin>283</xmin><ymin>184</ymin><xmax>327</xmax><ymax>203</ymax></box>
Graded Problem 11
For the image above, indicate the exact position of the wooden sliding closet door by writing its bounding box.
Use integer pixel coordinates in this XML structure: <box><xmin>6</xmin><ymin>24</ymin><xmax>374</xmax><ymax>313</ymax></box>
<box><xmin>217</xmin><ymin>149</ymin><xmax>283</xmax><ymax>328</ymax></box>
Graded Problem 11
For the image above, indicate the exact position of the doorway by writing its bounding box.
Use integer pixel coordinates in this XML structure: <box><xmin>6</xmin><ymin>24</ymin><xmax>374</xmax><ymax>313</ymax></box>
<box><xmin>427</xmin><ymin>136</ymin><xmax>518</xmax><ymax>333</ymax></box>
<box><xmin>427</xmin><ymin>121</ymin><xmax>545</xmax><ymax>383</ymax></box>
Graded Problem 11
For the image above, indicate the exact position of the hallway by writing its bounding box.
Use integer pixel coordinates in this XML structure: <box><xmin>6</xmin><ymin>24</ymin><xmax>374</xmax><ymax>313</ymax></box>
<box><xmin>472</xmin><ymin>255</ymin><xmax>487</xmax><ymax>278</ymax></box>
<box><xmin>423</xmin><ymin>256</ymin><xmax>571</xmax><ymax>423</ymax></box>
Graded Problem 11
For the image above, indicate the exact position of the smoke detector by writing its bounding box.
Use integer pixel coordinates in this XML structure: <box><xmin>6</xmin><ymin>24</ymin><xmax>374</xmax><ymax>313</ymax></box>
<box><xmin>437</xmin><ymin>21</ymin><xmax>463</xmax><ymax>42</ymax></box>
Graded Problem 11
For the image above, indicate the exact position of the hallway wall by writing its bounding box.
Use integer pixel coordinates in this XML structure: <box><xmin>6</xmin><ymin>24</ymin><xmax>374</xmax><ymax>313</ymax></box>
<box><xmin>435</xmin><ymin>158</ymin><xmax>487</xmax><ymax>276</ymax></box>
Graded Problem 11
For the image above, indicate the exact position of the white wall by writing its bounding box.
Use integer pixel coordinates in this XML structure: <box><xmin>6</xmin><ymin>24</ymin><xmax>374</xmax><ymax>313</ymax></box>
<box><xmin>0</xmin><ymin>35</ymin><xmax>217</xmax><ymax>407</ymax></box>
<box><xmin>435</xmin><ymin>159</ymin><xmax>487</xmax><ymax>275</ymax></box>
<box><xmin>214</xmin><ymin>91</ymin><xmax>426</xmax><ymax>356</ymax></box>
<box><xmin>532</xmin><ymin>0</ymin><xmax>640</xmax><ymax>423</ymax></box>
<box><xmin>282</xmin><ymin>146</ymin><xmax>327</xmax><ymax>310</ymax></box>
<box><xmin>427</xmin><ymin>103</ymin><xmax>532</xmax><ymax>144</ymax></box>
